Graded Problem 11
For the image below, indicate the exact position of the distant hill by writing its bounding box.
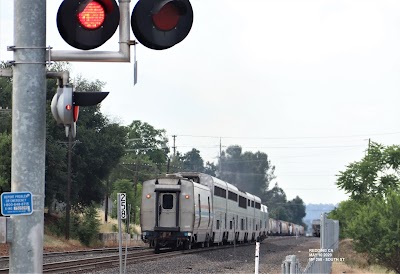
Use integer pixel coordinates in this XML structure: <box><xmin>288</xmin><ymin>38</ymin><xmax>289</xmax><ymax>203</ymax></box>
<box><xmin>303</xmin><ymin>203</ymin><xmax>337</xmax><ymax>232</ymax></box>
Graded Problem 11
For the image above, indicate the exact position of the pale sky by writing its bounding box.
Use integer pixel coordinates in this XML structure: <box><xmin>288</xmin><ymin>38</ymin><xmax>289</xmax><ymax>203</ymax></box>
<box><xmin>2</xmin><ymin>0</ymin><xmax>400</xmax><ymax>204</ymax></box>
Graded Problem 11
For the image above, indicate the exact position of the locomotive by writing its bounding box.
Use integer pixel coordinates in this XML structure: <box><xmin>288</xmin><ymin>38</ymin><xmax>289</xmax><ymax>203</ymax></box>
<box><xmin>140</xmin><ymin>172</ymin><xmax>303</xmax><ymax>252</ymax></box>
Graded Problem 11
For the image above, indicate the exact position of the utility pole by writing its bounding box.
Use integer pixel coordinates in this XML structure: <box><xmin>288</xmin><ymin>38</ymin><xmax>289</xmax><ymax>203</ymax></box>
<box><xmin>219</xmin><ymin>138</ymin><xmax>222</xmax><ymax>176</ymax></box>
<box><xmin>172</xmin><ymin>135</ymin><xmax>177</xmax><ymax>157</ymax></box>
<box><xmin>133</xmin><ymin>160</ymin><xmax>139</xmax><ymax>224</ymax></box>
<box><xmin>368</xmin><ymin>138</ymin><xmax>371</xmax><ymax>155</ymax></box>
<box><xmin>10</xmin><ymin>1</ymin><xmax>46</xmax><ymax>273</ymax></box>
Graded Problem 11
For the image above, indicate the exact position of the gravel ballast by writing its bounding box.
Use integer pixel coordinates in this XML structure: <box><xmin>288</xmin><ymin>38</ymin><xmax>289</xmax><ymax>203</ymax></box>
<box><xmin>87</xmin><ymin>236</ymin><xmax>320</xmax><ymax>274</ymax></box>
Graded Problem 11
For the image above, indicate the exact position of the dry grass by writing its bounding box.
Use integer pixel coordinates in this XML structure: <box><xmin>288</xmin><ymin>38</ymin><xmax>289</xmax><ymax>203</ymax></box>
<box><xmin>43</xmin><ymin>209</ymin><xmax>144</xmax><ymax>250</ymax></box>
<box><xmin>97</xmin><ymin>209</ymin><xmax>142</xmax><ymax>235</ymax></box>
<box><xmin>332</xmin><ymin>239</ymin><xmax>395</xmax><ymax>274</ymax></box>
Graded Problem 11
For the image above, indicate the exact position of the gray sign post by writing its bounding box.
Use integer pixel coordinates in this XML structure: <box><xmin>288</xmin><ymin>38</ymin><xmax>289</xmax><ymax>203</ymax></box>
<box><xmin>9</xmin><ymin>0</ymin><xmax>47</xmax><ymax>273</ymax></box>
<box><xmin>118</xmin><ymin>193</ymin><xmax>126</xmax><ymax>274</ymax></box>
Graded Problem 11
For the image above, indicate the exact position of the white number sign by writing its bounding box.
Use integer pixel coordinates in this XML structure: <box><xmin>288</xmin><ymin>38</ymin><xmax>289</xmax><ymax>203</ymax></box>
<box><xmin>118</xmin><ymin>193</ymin><xmax>127</xmax><ymax>220</ymax></box>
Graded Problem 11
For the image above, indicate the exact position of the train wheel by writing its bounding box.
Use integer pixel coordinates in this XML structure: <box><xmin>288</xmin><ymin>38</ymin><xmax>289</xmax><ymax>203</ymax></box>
<box><xmin>184</xmin><ymin>240</ymin><xmax>192</xmax><ymax>250</ymax></box>
<box><xmin>155</xmin><ymin>243</ymin><xmax>160</xmax><ymax>254</ymax></box>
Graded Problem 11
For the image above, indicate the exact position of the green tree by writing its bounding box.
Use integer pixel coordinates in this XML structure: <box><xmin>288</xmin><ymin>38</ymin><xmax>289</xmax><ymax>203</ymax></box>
<box><xmin>337</xmin><ymin>142</ymin><xmax>400</xmax><ymax>202</ymax></box>
<box><xmin>181</xmin><ymin>148</ymin><xmax>204</xmax><ymax>171</ymax></box>
<box><xmin>263</xmin><ymin>183</ymin><xmax>290</xmax><ymax>220</ymax></box>
<box><xmin>347</xmin><ymin>191</ymin><xmax>400</xmax><ymax>273</ymax></box>
<box><xmin>125</xmin><ymin>120</ymin><xmax>169</xmax><ymax>167</ymax></box>
<box><xmin>169</xmin><ymin>152</ymin><xmax>184</xmax><ymax>173</ymax></box>
<box><xmin>204</xmin><ymin>161</ymin><xmax>217</xmax><ymax>177</ymax></box>
<box><xmin>71</xmin><ymin>116</ymin><xmax>126</xmax><ymax>208</ymax></box>
<box><xmin>0</xmin><ymin>62</ymin><xmax>12</xmax><ymax>112</ymax></box>
<box><xmin>286</xmin><ymin>196</ymin><xmax>306</xmax><ymax>225</ymax></box>
<box><xmin>219</xmin><ymin>145</ymin><xmax>275</xmax><ymax>196</ymax></box>
<box><xmin>45</xmin><ymin>67</ymin><xmax>126</xmax><ymax>210</ymax></box>
<box><xmin>327</xmin><ymin>199</ymin><xmax>361</xmax><ymax>239</ymax></box>
<box><xmin>0</xmin><ymin>133</ymin><xmax>11</xmax><ymax>192</ymax></box>
<box><xmin>111</xmin><ymin>179</ymin><xmax>141</xmax><ymax>223</ymax></box>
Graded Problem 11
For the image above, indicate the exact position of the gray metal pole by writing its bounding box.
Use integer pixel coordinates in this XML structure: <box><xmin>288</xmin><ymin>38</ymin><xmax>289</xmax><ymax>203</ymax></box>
<box><xmin>118</xmin><ymin>195</ymin><xmax>123</xmax><ymax>274</ymax></box>
<box><xmin>10</xmin><ymin>0</ymin><xmax>46</xmax><ymax>273</ymax></box>
<box><xmin>66</xmin><ymin>129</ymin><xmax>72</xmax><ymax>240</ymax></box>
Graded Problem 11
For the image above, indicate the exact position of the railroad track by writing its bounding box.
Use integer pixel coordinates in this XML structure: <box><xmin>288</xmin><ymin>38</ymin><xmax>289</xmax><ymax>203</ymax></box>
<box><xmin>0</xmin><ymin>241</ymin><xmax>257</xmax><ymax>273</ymax></box>
<box><xmin>0</xmin><ymin>246</ymin><xmax>147</xmax><ymax>273</ymax></box>
<box><xmin>0</xmin><ymin>246</ymin><xmax>145</xmax><ymax>264</ymax></box>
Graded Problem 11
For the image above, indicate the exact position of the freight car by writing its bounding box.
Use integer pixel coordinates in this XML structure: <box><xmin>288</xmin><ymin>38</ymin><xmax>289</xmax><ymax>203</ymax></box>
<box><xmin>312</xmin><ymin>219</ymin><xmax>321</xmax><ymax>237</ymax></box>
<box><xmin>140</xmin><ymin>172</ymin><xmax>269</xmax><ymax>253</ymax></box>
<box><xmin>267</xmin><ymin>218</ymin><xmax>305</xmax><ymax>236</ymax></box>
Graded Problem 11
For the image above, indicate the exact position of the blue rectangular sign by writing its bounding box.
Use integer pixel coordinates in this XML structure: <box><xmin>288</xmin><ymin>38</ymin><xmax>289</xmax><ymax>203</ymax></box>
<box><xmin>1</xmin><ymin>192</ymin><xmax>33</xmax><ymax>216</ymax></box>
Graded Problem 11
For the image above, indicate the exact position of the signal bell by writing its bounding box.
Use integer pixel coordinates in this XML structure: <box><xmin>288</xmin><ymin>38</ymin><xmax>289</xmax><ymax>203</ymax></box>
<box><xmin>57</xmin><ymin>0</ymin><xmax>120</xmax><ymax>50</ymax></box>
<box><xmin>131</xmin><ymin>0</ymin><xmax>194</xmax><ymax>50</ymax></box>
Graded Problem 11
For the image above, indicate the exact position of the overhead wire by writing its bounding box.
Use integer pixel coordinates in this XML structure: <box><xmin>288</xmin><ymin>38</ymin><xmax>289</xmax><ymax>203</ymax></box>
<box><xmin>173</xmin><ymin>130</ymin><xmax>400</xmax><ymax>140</ymax></box>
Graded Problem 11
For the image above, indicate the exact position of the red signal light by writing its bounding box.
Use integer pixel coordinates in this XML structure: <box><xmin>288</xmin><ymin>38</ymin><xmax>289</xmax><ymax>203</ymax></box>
<box><xmin>152</xmin><ymin>3</ymin><xmax>180</xmax><ymax>31</ymax></box>
<box><xmin>66</xmin><ymin>104</ymin><xmax>72</xmax><ymax>111</ymax></box>
<box><xmin>77</xmin><ymin>1</ymin><xmax>105</xmax><ymax>30</ymax></box>
<box><xmin>131</xmin><ymin>0</ymin><xmax>193</xmax><ymax>50</ymax></box>
<box><xmin>57</xmin><ymin>0</ymin><xmax>120</xmax><ymax>50</ymax></box>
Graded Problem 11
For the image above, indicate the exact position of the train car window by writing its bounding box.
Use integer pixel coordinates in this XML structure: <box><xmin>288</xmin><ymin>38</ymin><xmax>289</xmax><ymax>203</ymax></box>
<box><xmin>216</xmin><ymin>220</ymin><xmax>220</xmax><ymax>230</ymax></box>
<box><xmin>230</xmin><ymin>221</ymin><xmax>233</xmax><ymax>230</ymax></box>
<box><xmin>162</xmin><ymin>194</ymin><xmax>173</xmax><ymax>209</ymax></box>
<box><xmin>228</xmin><ymin>191</ymin><xmax>238</xmax><ymax>201</ymax></box>
<box><xmin>251</xmin><ymin>201</ymin><xmax>254</xmax><ymax>208</ymax></box>
<box><xmin>239</xmin><ymin>196</ymin><xmax>247</xmax><ymax>208</ymax></box>
<box><xmin>255</xmin><ymin>202</ymin><xmax>261</xmax><ymax>209</ymax></box>
<box><xmin>214</xmin><ymin>186</ymin><xmax>226</xmax><ymax>198</ymax></box>
<box><xmin>248</xmin><ymin>200</ymin><xmax>250</xmax><ymax>206</ymax></box>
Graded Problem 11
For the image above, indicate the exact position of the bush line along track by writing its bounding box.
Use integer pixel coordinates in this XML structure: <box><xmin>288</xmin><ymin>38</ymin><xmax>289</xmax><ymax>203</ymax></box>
<box><xmin>0</xmin><ymin>241</ymin><xmax>269</xmax><ymax>273</ymax></box>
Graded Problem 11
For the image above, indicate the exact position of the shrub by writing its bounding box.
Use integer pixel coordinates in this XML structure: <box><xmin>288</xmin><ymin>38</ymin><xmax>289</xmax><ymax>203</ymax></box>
<box><xmin>348</xmin><ymin>191</ymin><xmax>400</xmax><ymax>273</ymax></box>
<box><xmin>76</xmin><ymin>205</ymin><xmax>101</xmax><ymax>246</ymax></box>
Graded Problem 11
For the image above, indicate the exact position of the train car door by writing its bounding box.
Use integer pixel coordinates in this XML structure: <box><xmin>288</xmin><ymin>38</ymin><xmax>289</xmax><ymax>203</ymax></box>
<box><xmin>158</xmin><ymin>192</ymin><xmax>177</xmax><ymax>227</ymax></box>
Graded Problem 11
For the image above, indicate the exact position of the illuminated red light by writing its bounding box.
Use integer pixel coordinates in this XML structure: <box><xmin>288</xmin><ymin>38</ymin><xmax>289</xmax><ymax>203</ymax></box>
<box><xmin>152</xmin><ymin>3</ymin><xmax>180</xmax><ymax>31</ymax></box>
<box><xmin>77</xmin><ymin>1</ymin><xmax>105</xmax><ymax>30</ymax></box>
<box><xmin>66</xmin><ymin>104</ymin><xmax>72</xmax><ymax>110</ymax></box>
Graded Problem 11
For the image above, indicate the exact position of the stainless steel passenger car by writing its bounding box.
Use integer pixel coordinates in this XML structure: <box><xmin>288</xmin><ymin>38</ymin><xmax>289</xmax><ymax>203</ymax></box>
<box><xmin>141</xmin><ymin>174</ymin><xmax>212</xmax><ymax>252</ymax></box>
<box><xmin>141</xmin><ymin>172</ymin><xmax>269</xmax><ymax>252</ymax></box>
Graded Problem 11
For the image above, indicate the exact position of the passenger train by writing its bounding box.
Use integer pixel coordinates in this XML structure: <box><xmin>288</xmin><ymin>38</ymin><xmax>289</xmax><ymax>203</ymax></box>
<box><xmin>140</xmin><ymin>172</ymin><xmax>304</xmax><ymax>253</ymax></box>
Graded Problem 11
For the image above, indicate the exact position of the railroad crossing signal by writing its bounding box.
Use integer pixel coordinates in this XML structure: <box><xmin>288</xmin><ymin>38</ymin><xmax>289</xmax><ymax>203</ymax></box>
<box><xmin>57</xmin><ymin>0</ymin><xmax>120</xmax><ymax>50</ymax></box>
<box><xmin>56</xmin><ymin>0</ymin><xmax>193</xmax><ymax>51</ymax></box>
<box><xmin>131</xmin><ymin>0</ymin><xmax>194</xmax><ymax>50</ymax></box>
<box><xmin>51</xmin><ymin>86</ymin><xmax>109</xmax><ymax>137</ymax></box>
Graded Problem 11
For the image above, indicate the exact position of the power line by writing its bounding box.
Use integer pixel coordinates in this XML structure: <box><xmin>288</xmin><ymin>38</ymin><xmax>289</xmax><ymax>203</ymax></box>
<box><xmin>174</xmin><ymin>131</ymin><xmax>400</xmax><ymax>140</ymax></box>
